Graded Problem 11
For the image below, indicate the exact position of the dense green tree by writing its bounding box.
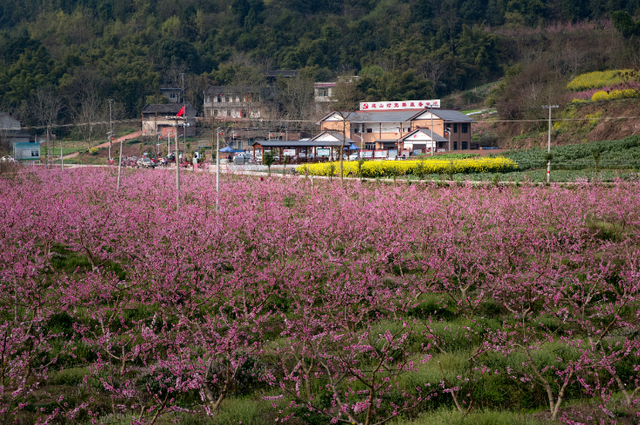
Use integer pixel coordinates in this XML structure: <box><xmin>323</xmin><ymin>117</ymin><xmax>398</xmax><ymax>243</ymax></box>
<box><xmin>612</xmin><ymin>10</ymin><xmax>640</xmax><ymax>38</ymax></box>
<box><xmin>0</xmin><ymin>0</ymin><xmax>637</xmax><ymax>122</ymax></box>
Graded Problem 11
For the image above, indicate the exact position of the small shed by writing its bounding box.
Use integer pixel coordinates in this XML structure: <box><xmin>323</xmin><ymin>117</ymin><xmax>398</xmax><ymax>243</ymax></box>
<box><xmin>14</xmin><ymin>142</ymin><xmax>41</xmax><ymax>161</ymax></box>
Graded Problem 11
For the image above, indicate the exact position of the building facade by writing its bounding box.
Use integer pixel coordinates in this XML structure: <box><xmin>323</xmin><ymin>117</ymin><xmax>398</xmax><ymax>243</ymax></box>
<box><xmin>314</xmin><ymin>82</ymin><xmax>337</xmax><ymax>113</ymax></box>
<box><xmin>141</xmin><ymin>103</ymin><xmax>197</xmax><ymax>138</ymax></box>
<box><xmin>159</xmin><ymin>87</ymin><xmax>183</xmax><ymax>104</ymax></box>
<box><xmin>0</xmin><ymin>113</ymin><xmax>33</xmax><ymax>150</ymax></box>
<box><xmin>317</xmin><ymin>107</ymin><xmax>475</xmax><ymax>153</ymax></box>
<box><xmin>203</xmin><ymin>86</ymin><xmax>271</xmax><ymax>120</ymax></box>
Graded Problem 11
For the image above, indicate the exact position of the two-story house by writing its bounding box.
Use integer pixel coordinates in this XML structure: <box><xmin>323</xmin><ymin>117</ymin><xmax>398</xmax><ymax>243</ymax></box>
<box><xmin>316</xmin><ymin>106</ymin><xmax>475</xmax><ymax>153</ymax></box>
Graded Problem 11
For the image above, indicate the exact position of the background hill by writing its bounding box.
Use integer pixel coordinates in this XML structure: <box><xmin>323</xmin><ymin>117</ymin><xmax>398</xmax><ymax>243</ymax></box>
<box><xmin>1</xmin><ymin>0</ymin><xmax>639</xmax><ymax>137</ymax></box>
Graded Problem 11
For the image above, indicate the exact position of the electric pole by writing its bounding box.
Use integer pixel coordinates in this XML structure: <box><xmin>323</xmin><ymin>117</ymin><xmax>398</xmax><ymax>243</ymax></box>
<box><xmin>175</xmin><ymin>126</ymin><xmax>180</xmax><ymax>208</ymax></box>
<box><xmin>542</xmin><ymin>104</ymin><xmax>559</xmax><ymax>184</ymax></box>
<box><xmin>108</xmin><ymin>99</ymin><xmax>113</xmax><ymax>161</ymax></box>
<box><xmin>216</xmin><ymin>127</ymin><xmax>222</xmax><ymax>210</ymax></box>
<box><xmin>117</xmin><ymin>135</ymin><xmax>123</xmax><ymax>190</ymax></box>
<box><xmin>430</xmin><ymin>104</ymin><xmax>434</xmax><ymax>156</ymax></box>
<box><xmin>46</xmin><ymin>125</ymin><xmax>50</xmax><ymax>170</ymax></box>
<box><xmin>182</xmin><ymin>73</ymin><xmax>187</xmax><ymax>154</ymax></box>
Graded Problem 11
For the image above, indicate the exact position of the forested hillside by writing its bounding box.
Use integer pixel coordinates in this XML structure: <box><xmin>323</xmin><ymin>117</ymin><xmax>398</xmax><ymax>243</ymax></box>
<box><xmin>1</xmin><ymin>0</ymin><xmax>639</xmax><ymax>133</ymax></box>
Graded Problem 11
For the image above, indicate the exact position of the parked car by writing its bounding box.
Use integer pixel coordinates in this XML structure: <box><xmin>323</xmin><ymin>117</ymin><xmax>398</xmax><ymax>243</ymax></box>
<box><xmin>137</xmin><ymin>158</ymin><xmax>155</xmax><ymax>168</ymax></box>
<box><xmin>349</xmin><ymin>153</ymin><xmax>359</xmax><ymax>161</ymax></box>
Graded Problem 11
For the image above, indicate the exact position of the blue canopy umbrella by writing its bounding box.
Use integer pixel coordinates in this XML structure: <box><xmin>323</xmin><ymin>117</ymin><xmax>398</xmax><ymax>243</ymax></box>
<box><xmin>349</xmin><ymin>144</ymin><xmax>360</xmax><ymax>150</ymax></box>
<box><xmin>219</xmin><ymin>146</ymin><xmax>235</xmax><ymax>153</ymax></box>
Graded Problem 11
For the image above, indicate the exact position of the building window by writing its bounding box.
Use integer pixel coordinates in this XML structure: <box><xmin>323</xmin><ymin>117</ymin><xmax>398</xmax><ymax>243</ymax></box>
<box><xmin>453</xmin><ymin>123</ymin><xmax>458</xmax><ymax>133</ymax></box>
<box><xmin>31</xmin><ymin>150</ymin><xmax>39</xmax><ymax>157</ymax></box>
<box><xmin>462</xmin><ymin>123</ymin><xmax>468</xmax><ymax>133</ymax></box>
<box><xmin>318</xmin><ymin>88</ymin><xmax>329</xmax><ymax>96</ymax></box>
<box><xmin>366</xmin><ymin>128</ymin><xmax>372</xmax><ymax>133</ymax></box>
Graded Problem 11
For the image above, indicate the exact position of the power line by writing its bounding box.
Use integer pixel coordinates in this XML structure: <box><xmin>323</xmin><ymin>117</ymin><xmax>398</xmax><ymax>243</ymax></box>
<box><xmin>18</xmin><ymin>114</ymin><xmax>640</xmax><ymax>131</ymax></box>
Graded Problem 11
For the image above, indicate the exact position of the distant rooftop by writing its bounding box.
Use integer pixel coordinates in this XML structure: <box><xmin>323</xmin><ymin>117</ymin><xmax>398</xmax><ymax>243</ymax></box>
<box><xmin>142</xmin><ymin>102</ymin><xmax>194</xmax><ymax>115</ymax></box>
<box><xmin>266</xmin><ymin>70</ymin><xmax>299</xmax><ymax>78</ymax></box>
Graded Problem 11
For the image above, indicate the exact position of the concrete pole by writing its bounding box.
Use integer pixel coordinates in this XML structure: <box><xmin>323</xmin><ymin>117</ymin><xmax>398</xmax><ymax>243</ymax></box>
<box><xmin>175</xmin><ymin>126</ymin><xmax>180</xmax><ymax>208</ymax></box>
<box><xmin>216</xmin><ymin>127</ymin><xmax>221</xmax><ymax>210</ymax></box>
<box><xmin>547</xmin><ymin>106</ymin><xmax>551</xmax><ymax>184</ymax></box>
<box><xmin>430</xmin><ymin>105</ymin><xmax>434</xmax><ymax>156</ymax></box>
<box><xmin>542</xmin><ymin>104</ymin><xmax>559</xmax><ymax>184</ymax></box>
<box><xmin>46</xmin><ymin>126</ymin><xmax>50</xmax><ymax>170</ymax></box>
<box><xmin>116</xmin><ymin>137</ymin><xmax>123</xmax><ymax>190</ymax></box>
<box><xmin>109</xmin><ymin>99</ymin><xmax>113</xmax><ymax>161</ymax></box>
<box><xmin>60</xmin><ymin>138</ymin><xmax>64</xmax><ymax>171</ymax></box>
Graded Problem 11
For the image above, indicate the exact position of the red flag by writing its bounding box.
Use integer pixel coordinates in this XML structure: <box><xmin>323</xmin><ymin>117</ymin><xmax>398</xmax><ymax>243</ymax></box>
<box><xmin>176</xmin><ymin>105</ymin><xmax>185</xmax><ymax>117</ymax></box>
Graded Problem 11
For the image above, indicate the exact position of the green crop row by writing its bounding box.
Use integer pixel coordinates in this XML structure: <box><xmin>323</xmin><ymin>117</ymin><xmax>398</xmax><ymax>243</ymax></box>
<box><xmin>494</xmin><ymin>135</ymin><xmax>640</xmax><ymax>170</ymax></box>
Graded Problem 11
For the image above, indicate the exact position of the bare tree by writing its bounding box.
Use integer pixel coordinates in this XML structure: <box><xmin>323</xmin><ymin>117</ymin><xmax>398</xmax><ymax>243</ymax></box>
<box><xmin>277</xmin><ymin>76</ymin><xmax>316</xmax><ymax>123</ymax></box>
<box><xmin>73</xmin><ymin>92</ymin><xmax>107</xmax><ymax>149</ymax></box>
<box><xmin>418</xmin><ymin>60</ymin><xmax>448</xmax><ymax>92</ymax></box>
<box><xmin>165</xmin><ymin>63</ymin><xmax>188</xmax><ymax>88</ymax></box>
<box><xmin>330</xmin><ymin>77</ymin><xmax>362</xmax><ymax>182</ymax></box>
<box><xmin>32</xmin><ymin>86</ymin><xmax>63</xmax><ymax>166</ymax></box>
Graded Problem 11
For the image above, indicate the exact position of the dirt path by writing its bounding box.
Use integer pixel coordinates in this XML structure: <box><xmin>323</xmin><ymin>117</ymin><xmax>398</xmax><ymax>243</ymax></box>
<box><xmin>95</xmin><ymin>130</ymin><xmax>143</xmax><ymax>149</ymax></box>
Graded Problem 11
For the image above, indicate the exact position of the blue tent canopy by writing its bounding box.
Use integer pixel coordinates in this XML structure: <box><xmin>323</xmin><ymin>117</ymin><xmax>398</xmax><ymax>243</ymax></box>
<box><xmin>219</xmin><ymin>146</ymin><xmax>243</xmax><ymax>153</ymax></box>
<box><xmin>348</xmin><ymin>144</ymin><xmax>359</xmax><ymax>150</ymax></box>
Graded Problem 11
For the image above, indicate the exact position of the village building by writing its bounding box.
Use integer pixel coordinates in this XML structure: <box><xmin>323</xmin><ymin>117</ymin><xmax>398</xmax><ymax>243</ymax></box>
<box><xmin>141</xmin><ymin>103</ymin><xmax>197</xmax><ymax>138</ymax></box>
<box><xmin>203</xmin><ymin>70</ymin><xmax>299</xmax><ymax>121</ymax></box>
<box><xmin>0</xmin><ymin>113</ymin><xmax>33</xmax><ymax>150</ymax></box>
<box><xmin>316</xmin><ymin>103</ymin><xmax>475</xmax><ymax>155</ymax></box>
<box><xmin>203</xmin><ymin>86</ymin><xmax>271</xmax><ymax>120</ymax></box>
<box><xmin>159</xmin><ymin>86</ymin><xmax>183</xmax><ymax>104</ymax></box>
<box><xmin>314</xmin><ymin>82</ymin><xmax>337</xmax><ymax>113</ymax></box>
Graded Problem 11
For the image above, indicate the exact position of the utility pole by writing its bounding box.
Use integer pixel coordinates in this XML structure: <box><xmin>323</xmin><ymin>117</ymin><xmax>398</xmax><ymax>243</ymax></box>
<box><xmin>108</xmin><ymin>99</ymin><xmax>113</xmax><ymax>161</ymax></box>
<box><xmin>182</xmin><ymin>73</ymin><xmax>187</xmax><ymax>155</ymax></box>
<box><xmin>60</xmin><ymin>137</ymin><xmax>64</xmax><ymax>171</ymax></box>
<box><xmin>46</xmin><ymin>125</ymin><xmax>50</xmax><ymax>170</ymax></box>
<box><xmin>116</xmin><ymin>135</ymin><xmax>123</xmax><ymax>190</ymax></box>
<box><xmin>430</xmin><ymin>104</ymin><xmax>434</xmax><ymax>156</ymax></box>
<box><xmin>216</xmin><ymin>127</ymin><xmax>222</xmax><ymax>210</ymax></box>
<box><xmin>542</xmin><ymin>104</ymin><xmax>559</xmax><ymax>183</ymax></box>
<box><xmin>175</xmin><ymin>125</ymin><xmax>180</xmax><ymax>208</ymax></box>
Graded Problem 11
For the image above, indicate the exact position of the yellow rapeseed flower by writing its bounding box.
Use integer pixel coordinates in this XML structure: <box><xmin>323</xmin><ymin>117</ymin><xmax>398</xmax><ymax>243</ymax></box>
<box><xmin>299</xmin><ymin>157</ymin><xmax>518</xmax><ymax>177</ymax></box>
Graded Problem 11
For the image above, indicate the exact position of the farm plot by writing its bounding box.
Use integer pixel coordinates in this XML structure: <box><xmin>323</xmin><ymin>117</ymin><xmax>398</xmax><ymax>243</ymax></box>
<box><xmin>495</xmin><ymin>134</ymin><xmax>640</xmax><ymax>170</ymax></box>
<box><xmin>1</xmin><ymin>168</ymin><xmax>640</xmax><ymax>425</ymax></box>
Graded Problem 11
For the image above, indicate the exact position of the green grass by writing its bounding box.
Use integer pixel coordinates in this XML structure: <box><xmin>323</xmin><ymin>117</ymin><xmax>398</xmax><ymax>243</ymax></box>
<box><xmin>392</xmin><ymin>408</ymin><xmax>547</xmax><ymax>425</ymax></box>
<box><xmin>42</xmin><ymin>147</ymin><xmax>88</xmax><ymax>156</ymax></box>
